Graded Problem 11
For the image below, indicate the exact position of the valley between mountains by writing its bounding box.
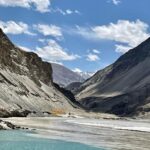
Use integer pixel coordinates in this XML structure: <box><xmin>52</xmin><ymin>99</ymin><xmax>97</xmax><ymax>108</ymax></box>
<box><xmin>0</xmin><ymin>27</ymin><xmax>150</xmax><ymax>119</ymax></box>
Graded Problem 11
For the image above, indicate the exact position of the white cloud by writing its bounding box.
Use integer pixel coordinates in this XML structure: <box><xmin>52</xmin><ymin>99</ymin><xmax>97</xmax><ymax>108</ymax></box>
<box><xmin>91</xmin><ymin>20</ymin><xmax>149</xmax><ymax>47</ymax></box>
<box><xmin>52</xmin><ymin>8</ymin><xmax>66</xmax><ymax>15</ymax></box>
<box><xmin>19</xmin><ymin>45</ymin><xmax>64</xmax><ymax>65</ymax></box>
<box><xmin>19</xmin><ymin>45</ymin><xmax>33</xmax><ymax>52</ymax></box>
<box><xmin>36</xmin><ymin>39</ymin><xmax>80</xmax><ymax>61</ymax></box>
<box><xmin>0</xmin><ymin>0</ymin><xmax>80</xmax><ymax>15</ymax></box>
<box><xmin>75</xmin><ymin>10</ymin><xmax>80</xmax><ymax>14</ymax></box>
<box><xmin>66</xmin><ymin>9</ymin><xmax>80</xmax><ymax>15</ymax></box>
<box><xmin>49</xmin><ymin>60</ymin><xmax>63</xmax><ymax>65</ymax></box>
<box><xmin>86</xmin><ymin>49</ymin><xmax>101</xmax><ymax>62</ymax></box>
<box><xmin>34</xmin><ymin>24</ymin><xmax>62</xmax><ymax>38</ymax></box>
<box><xmin>52</xmin><ymin>8</ymin><xmax>80</xmax><ymax>15</ymax></box>
<box><xmin>86</xmin><ymin>53</ymin><xmax>100</xmax><ymax>62</ymax></box>
<box><xmin>75</xmin><ymin>20</ymin><xmax>150</xmax><ymax>53</ymax></box>
<box><xmin>111</xmin><ymin>0</ymin><xmax>121</xmax><ymax>5</ymax></box>
<box><xmin>19</xmin><ymin>40</ymin><xmax>79</xmax><ymax>62</ymax></box>
<box><xmin>38</xmin><ymin>38</ymin><xmax>46</xmax><ymax>43</ymax></box>
<box><xmin>92</xmin><ymin>49</ymin><xmax>100</xmax><ymax>54</ymax></box>
<box><xmin>0</xmin><ymin>0</ymin><xmax>51</xmax><ymax>13</ymax></box>
<box><xmin>66</xmin><ymin>9</ymin><xmax>73</xmax><ymax>15</ymax></box>
<box><xmin>115</xmin><ymin>44</ymin><xmax>132</xmax><ymax>53</ymax></box>
<box><xmin>0</xmin><ymin>20</ymin><xmax>34</xmax><ymax>35</ymax></box>
<box><xmin>32</xmin><ymin>0</ymin><xmax>50</xmax><ymax>13</ymax></box>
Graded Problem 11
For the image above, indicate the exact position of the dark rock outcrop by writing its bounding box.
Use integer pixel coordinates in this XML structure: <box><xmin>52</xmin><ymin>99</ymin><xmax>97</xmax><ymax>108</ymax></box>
<box><xmin>0</xmin><ymin>119</ymin><xmax>19</xmax><ymax>130</ymax></box>
<box><xmin>65</xmin><ymin>82</ymin><xmax>82</xmax><ymax>94</ymax></box>
<box><xmin>0</xmin><ymin>28</ymin><xmax>52</xmax><ymax>86</ymax></box>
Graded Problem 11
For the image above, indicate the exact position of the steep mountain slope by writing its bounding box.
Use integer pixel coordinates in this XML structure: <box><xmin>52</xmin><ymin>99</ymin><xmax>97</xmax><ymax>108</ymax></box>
<box><xmin>0</xmin><ymin>28</ymin><xmax>78</xmax><ymax>117</ymax></box>
<box><xmin>76</xmin><ymin>37</ymin><xmax>150</xmax><ymax>117</ymax></box>
<box><xmin>66</xmin><ymin>82</ymin><xmax>82</xmax><ymax>93</ymax></box>
<box><xmin>51</xmin><ymin>63</ymin><xmax>84</xmax><ymax>87</ymax></box>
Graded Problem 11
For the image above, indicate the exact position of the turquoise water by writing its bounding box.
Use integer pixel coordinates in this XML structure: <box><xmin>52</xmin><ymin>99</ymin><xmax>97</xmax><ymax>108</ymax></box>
<box><xmin>0</xmin><ymin>130</ymin><xmax>104</xmax><ymax>150</ymax></box>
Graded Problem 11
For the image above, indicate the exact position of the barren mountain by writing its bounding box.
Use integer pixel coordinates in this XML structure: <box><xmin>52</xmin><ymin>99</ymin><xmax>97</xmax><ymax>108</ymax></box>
<box><xmin>0</xmin><ymin>28</ymin><xmax>79</xmax><ymax>117</ymax></box>
<box><xmin>76</xmin><ymin>38</ymin><xmax>150</xmax><ymax>117</ymax></box>
<box><xmin>52</xmin><ymin>63</ymin><xmax>84</xmax><ymax>87</ymax></box>
<box><xmin>66</xmin><ymin>82</ymin><xmax>82</xmax><ymax>93</ymax></box>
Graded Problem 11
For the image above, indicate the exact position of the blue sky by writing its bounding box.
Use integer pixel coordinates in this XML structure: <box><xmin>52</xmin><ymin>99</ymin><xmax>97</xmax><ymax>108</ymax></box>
<box><xmin>0</xmin><ymin>0</ymin><xmax>150</xmax><ymax>73</ymax></box>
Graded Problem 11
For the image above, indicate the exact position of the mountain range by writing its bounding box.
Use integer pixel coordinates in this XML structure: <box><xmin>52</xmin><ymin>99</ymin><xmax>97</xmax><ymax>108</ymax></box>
<box><xmin>0</xmin><ymin>27</ymin><xmax>150</xmax><ymax>118</ymax></box>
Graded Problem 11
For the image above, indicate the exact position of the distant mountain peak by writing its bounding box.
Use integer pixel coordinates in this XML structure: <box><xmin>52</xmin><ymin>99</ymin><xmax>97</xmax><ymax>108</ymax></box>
<box><xmin>51</xmin><ymin>63</ymin><xmax>85</xmax><ymax>87</ymax></box>
<box><xmin>74</xmin><ymin>70</ymin><xmax>94</xmax><ymax>80</ymax></box>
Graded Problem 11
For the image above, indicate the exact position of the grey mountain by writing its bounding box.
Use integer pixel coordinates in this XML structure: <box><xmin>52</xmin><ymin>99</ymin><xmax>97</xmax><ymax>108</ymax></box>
<box><xmin>51</xmin><ymin>63</ymin><xmax>84</xmax><ymax>87</ymax></box>
<box><xmin>0</xmin><ymin>28</ymin><xmax>79</xmax><ymax>117</ymax></box>
<box><xmin>76</xmin><ymin>37</ymin><xmax>150</xmax><ymax>117</ymax></box>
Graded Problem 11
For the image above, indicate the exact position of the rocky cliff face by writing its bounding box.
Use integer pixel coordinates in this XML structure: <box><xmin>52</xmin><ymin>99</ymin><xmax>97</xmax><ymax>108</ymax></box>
<box><xmin>0</xmin><ymin>28</ymin><xmax>78</xmax><ymax>117</ymax></box>
<box><xmin>0</xmin><ymin>29</ymin><xmax>52</xmax><ymax>86</ymax></box>
<box><xmin>76</xmin><ymin>38</ymin><xmax>150</xmax><ymax>117</ymax></box>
